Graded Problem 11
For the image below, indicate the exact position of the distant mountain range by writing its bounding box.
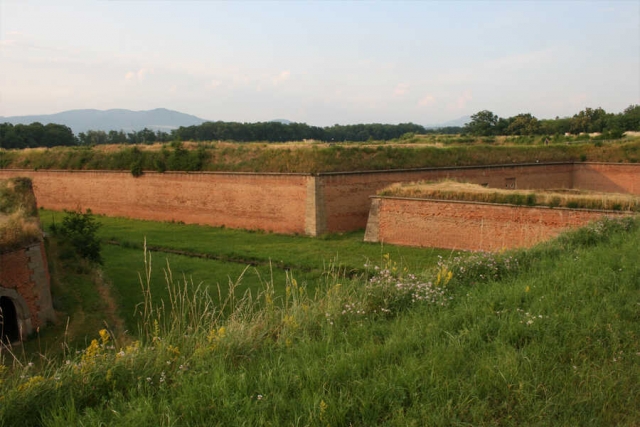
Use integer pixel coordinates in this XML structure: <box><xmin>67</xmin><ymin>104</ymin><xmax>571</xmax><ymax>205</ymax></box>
<box><xmin>0</xmin><ymin>108</ymin><xmax>209</xmax><ymax>134</ymax></box>
<box><xmin>0</xmin><ymin>108</ymin><xmax>470</xmax><ymax>134</ymax></box>
<box><xmin>426</xmin><ymin>115</ymin><xmax>471</xmax><ymax>129</ymax></box>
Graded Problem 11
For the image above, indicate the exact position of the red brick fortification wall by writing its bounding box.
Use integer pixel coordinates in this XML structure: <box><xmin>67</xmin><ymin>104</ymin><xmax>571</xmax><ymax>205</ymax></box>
<box><xmin>0</xmin><ymin>170</ymin><xmax>312</xmax><ymax>234</ymax></box>
<box><xmin>319</xmin><ymin>163</ymin><xmax>574</xmax><ymax>233</ymax></box>
<box><xmin>364</xmin><ymin>197</ymin><xmax>631</xmax><ymax>251</ymax></box>
<box><xmin>573</xmin><ymin>163</ymin><xmax>640</xmax><ymax>195</ymax></box>
<box><xmin>0</xmin><ymin>242</ymin><xmax>55</xmax><ymax>338</ymax></box>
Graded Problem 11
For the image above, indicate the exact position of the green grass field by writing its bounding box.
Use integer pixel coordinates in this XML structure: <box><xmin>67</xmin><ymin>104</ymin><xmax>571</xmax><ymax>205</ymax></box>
<box><xmin>2</xmin><ymin>214</ymin><xmax>638</xmax><ymax>426</ymax></box>
<box><xmin>38</xmin><ymin>209</ymin><xmax>451</xmax><ymax>334</ymax></box>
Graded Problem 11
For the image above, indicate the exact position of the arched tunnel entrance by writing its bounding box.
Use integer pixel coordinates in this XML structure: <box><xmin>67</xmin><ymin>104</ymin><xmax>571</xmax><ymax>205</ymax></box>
<box><xmin>0</xmin><ymin>296</ymin><xmax>20</xmax><ymax>343</ymax></box>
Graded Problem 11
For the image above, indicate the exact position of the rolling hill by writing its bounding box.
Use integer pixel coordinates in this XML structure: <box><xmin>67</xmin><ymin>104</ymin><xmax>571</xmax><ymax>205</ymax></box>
<box><xmin>0</xmin><ymin>108</ymin><xmax>209</xmax><ymax>134</ymax></box>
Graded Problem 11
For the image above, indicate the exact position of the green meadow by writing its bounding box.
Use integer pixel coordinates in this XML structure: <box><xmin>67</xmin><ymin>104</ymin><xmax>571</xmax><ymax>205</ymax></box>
<box><xmin>38</xmin><ymin>210</ymin><xmax>450</xmax><ymax>337</ymax></box>
<box><xmin>0</xmin><ymin>212</ymin><xmax>637</xmax><ymax>426</ymax></box>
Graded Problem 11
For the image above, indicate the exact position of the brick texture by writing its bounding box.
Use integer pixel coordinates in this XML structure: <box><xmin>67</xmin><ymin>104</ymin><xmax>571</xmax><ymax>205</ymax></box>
<box><xmin>365</xmin><ymin>197</ymin><xmax>632</xmax><ymax>251</ymax></box>
<box><xmin>1</xmin><ymin>162</ymin><xmax>637</xmax><ymax>237</ymax></box>
<box><xmin>0</xmin><ymin>171</ymin><xmax>311</xmax><ymax>234</ymax></box>
<box><xmin>0</xmin><ymin>242</ymin><xmax>54</xmax><ymax>334</ymax></box>
<box><xmin>320</xmin><ymin>163</ymin><xmax>574</xmax><ymax>233</ymax></box>
<box><xmin>573</xmin><ymin>163</ymin><xmax>640</xmax><ymax>195</ymax></box>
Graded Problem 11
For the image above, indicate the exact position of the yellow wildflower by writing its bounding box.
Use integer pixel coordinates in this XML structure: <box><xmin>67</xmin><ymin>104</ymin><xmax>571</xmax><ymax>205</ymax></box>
<box><xmin>99</xmin><ymin>329</ymin><xmax>110</xmax><ymax>346</ymax></box>
<box><xmin>18</xmin><ymin>375</ymin><xmax>45</xmax><ymax>393</ymax></box>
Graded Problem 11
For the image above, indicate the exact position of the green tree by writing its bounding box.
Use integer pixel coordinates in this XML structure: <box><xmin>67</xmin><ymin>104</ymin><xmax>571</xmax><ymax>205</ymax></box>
<box><xmin>619</xmin><ymin>105</ymin><xmax>640</xmax><ymax>131</ymax></box>
<box><xmin>506</xmin><ymin>113</ymin><xmax>540</xmax><ymax>135</ymax></box>
<box><xmin>465</xmin><ymin>110</ymin><xmax>499</xmax><ymax>136</ymax></box>
<box><xmin>570</xmin><ymin>107</ymin><xmax>609</xmax><ymax>134</ymax></box>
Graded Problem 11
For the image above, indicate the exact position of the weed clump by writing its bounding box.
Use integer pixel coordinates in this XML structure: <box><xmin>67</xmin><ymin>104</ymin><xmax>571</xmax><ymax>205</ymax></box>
<box><xmin>0</xmin><ymin>178</ymin><xmax>42</xmax><ymax>250</ymax></box>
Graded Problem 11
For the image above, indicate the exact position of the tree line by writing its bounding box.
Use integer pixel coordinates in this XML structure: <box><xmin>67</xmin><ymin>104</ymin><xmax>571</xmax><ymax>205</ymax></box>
<box><xmin>1</xmin><ymin>105</ymin><xmax>639</xmax><ymax>149</ymax></box>
<box><xmin>464</xmin><ymin>105</ymin><xmax>640</xmax><ymax>137</ymax></box>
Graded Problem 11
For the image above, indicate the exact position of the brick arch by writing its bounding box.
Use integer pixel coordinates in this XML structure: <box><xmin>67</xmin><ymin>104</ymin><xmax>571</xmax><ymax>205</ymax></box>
<box><xmin>0</xmin><ymin>288</ymin><xmax>33</xmax><ymax>341</ymax></box>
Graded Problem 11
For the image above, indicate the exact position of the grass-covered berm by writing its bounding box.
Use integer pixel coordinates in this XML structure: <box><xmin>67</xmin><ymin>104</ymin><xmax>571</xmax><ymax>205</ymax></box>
<box><xmin>2</xmin><ymin>136</ymin><xmax>640</xmax><ymax>173</ymax></box>
<box><xmin>0</xmin><ymin>216</ymin><xmax>638</xmax><ymax>426</ymax></box>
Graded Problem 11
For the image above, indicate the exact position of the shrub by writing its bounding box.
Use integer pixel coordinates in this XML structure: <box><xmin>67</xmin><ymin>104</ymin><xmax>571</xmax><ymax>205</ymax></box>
<box><xmin>50</xmin><ymin>209</ymin><xmax>103</xmax><ymax>264</ymax></box>
<box><xmin>130</xmin><ymin>160</ymin><xmax>143</xmax><ymax>177</ymax></box>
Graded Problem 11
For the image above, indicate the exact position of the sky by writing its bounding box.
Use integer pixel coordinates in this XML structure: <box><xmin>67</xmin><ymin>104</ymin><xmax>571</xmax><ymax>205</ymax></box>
<box><xmin>0</xmin><ymin>1</ymin><xmax>638</xmax><ymax>126</ymax></box>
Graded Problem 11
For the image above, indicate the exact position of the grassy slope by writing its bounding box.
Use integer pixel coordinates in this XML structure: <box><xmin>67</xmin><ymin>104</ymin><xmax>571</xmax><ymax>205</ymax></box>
<box><xmin>3</xmin><ymin>137</ymin><xmax>640</xmax><ymax>173</ymax></box>
<box><xmin>39</xmin><ymin>210</ymin><xmax>450</xmax><ymax>331</ymax></box>
<box><xmin>2</xmin><ymin>218</ymin><xmax>638</xmax><ymax>426</ymax></box>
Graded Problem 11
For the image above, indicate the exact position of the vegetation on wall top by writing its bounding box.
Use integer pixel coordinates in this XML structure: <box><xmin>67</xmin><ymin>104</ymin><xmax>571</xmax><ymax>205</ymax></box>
<box><xmin>378</xmin><ymin>180</ymin><xmax>640</xmax><ymax>212</ymax></box>
<box><xmin>2</xmin><ymin>137</ymin><xmax>640</xmax><ymax>174</ymax></box>
<box><xmin>0</xmin><ymin>177</ymin><xmax>42</xmax><ymax>251</ymax></box>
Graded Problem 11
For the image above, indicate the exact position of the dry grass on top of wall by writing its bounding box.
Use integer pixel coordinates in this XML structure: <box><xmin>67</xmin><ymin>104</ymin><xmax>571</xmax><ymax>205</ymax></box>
<box><xmin>378</xmin><ymin>180</ymin><xmax>640</xmax><ymax>212</ymax></box>
<box><xmin>3</xmin><ymin>137</ymin><xmax>640</xmax><ymax>173</ymax></box>
<box><xmin>0</xmin><ymin>178</ymin><xmax>42</xmax><ymax>251</ymax></box>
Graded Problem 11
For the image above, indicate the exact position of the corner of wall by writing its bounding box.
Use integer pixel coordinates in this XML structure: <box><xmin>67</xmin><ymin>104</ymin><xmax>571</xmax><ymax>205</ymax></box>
<box><xmin>26</xmin><ymin>242</ymin><xmax>55</xmax><ymax>325</ymax></box>
<box><xmin>363</xmin><ymin>197</ymin><xmax>381</xmax><ymax>243</ymax></box>
<box><xmin>304</xmin><ymin>176</ymin><xmax>327</xmax><ymax>237</ymax></box>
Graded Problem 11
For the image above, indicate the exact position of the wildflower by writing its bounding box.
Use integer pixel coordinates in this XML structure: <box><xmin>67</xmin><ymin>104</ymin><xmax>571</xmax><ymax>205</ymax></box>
<box><xmin>99</xmin><ymin>329</ymin><xmax>110</xmax><ymax>346</ymax></box>
<box><xmin>80</xmin><ymin>339</ymin><xmax>101</xmax><ymax>372</ymax></box>
<box><xmin>319</xmin><ymin>400</ymin><xmax>328</xmax><ymax>421</ymax></box>
<box><xmin>18</xmin><ymin>375</ymin><xmax>45</xmax><ymax>392</ymax></box>
<box><xmin>257</xmin><ymin>394</ymin><xmax>263</xmax><ymax>400</ymax></box>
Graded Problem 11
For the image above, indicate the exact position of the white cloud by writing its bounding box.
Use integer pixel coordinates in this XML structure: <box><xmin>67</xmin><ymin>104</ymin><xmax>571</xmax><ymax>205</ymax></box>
<box><xmin>418</xmin><ymin>95</ymin><xmax>436</xmax><ymax>107</ymax></box>
<box><xmin>125</xmin><ymin>68</ymin><xmax>153</xmax><ymax>82</ymax></box>
<box><xmin>448</xmin><ymin>91</ymin><xmax>472</xmax><ymax>111</ymax></box>
<box><xmin>208</xmin><ymin>79</ymin><xmax>221</xmax><ymax>90</ymax></box>
<box><xmin>393</xmin><ymin>83</ymin><xmax>409</xmax><ymax>96</ymax></box>
<box><xmin>0</xmin><ymin>39</ymin><xmax>17</xmax><ymax>49</ymax></box>
<box><xmin>273</xmin><ymin>70</ymin><xmax>290</xmax><ymax>85</ymax></box>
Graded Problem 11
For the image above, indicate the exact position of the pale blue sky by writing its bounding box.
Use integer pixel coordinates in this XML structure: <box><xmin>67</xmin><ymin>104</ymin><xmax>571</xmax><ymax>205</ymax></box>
<box><xmin>1</xmin><ymin>1</ymin><xmax>638</xmax><ymax>126</ymax></box>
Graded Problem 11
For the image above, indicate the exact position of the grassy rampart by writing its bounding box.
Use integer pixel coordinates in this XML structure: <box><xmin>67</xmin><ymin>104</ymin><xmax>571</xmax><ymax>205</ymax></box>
<box><xmin>1</xmin><ymin>216</ymin><xmax>638</xmax><ymax>425</ymax></box>
<box><xmin>2</xmin><ymin>137</ymin><xmax>640</xmax><ymax>173</ymax></box>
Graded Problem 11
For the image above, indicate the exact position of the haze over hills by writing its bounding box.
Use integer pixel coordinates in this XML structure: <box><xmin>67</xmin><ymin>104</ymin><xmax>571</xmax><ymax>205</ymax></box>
<box><xmin>0</xmin><ymin>108</ymin><xmax>209</xmax><ymax>134</ymax></box>
<box><xmin>427</xmin><ymin>115</ymin><xmax>471</xmax><ymax>129</ymax></box>
<box><xmin>0</xmin><ymin>107</ymin><xmax>470</xmax><ymax>136</ymax></box>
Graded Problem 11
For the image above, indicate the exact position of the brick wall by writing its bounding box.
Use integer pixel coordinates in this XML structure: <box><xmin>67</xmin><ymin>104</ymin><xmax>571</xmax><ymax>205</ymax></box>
<box><xmin>1</xmin><ymin>162</ymin><xmax>635</xmax><ymax>237</ymax></box>
<box><xmin>319</xmin><ymin>163</ymin><xmax>574</xmax><ymax>233</ymax></box>
<box><xmin>573</xmin><ymin>163</ymin><xmax>640</xmax><ymax>195</ymax></box>
<box><xmin>0</xmin><ymin>170</ymin><xmax>312</xmax><ymax>234</ymax></box>
<box><xmin>0</xmin><ymin>242</ymin><xmax>55</xmax><ymax>337</ymax></box>
<box><xmin>364</xmin><ymin>197</ymin><xmax>632</xmax><ymax>251</ymax></box>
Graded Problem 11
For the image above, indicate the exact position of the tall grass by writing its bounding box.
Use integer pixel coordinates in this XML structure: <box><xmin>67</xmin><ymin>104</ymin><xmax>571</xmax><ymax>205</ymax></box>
<box><xmin>380</xmin><ymin>180</ymin><xmax>640</xmax><ymax>211</ymax></box>
<box><xmin>1</xmin><ymin>217</ymin><xmax>638</xmax><ymax>426</ymax></box>
<box><xmin>0</xmin><ymin>177</ymin><xmax>42</xmax><ymax>250</ymax></box>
